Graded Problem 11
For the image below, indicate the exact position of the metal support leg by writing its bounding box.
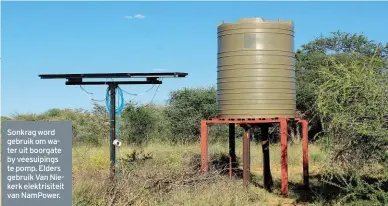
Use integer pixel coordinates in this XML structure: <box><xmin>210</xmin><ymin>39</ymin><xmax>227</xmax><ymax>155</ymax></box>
<box><xmin>200</xmin><ymin>120</ymin><xmax>208</xmax><ymax>172</ymax></box>
<box><xmin>301</xmin><ymin>120</ymin><xmax>309</xmax><ymax>188</ymax></box>
<box><xmin>280</xmin><ymin>119</ymin><xmax>288</xmax><ymax>195</ymax></box>
<box><xmin>109</xmin><ymin>84</ymin><xmax>117</xmax><ymax>179</ymax></box>
<box><xmin>242</xmin><ymin>126</ymin><xmax>251</xmax><ymax>187</ymax></box>
<box><xmin>261</xmin><ymin>124</ymin><xmax>273</xmax><ymax>192</ymax></box>
<box><xmin>229</xmin><ymin>123</ymin><xmax>236</xmax><ymax>178</ymax></box>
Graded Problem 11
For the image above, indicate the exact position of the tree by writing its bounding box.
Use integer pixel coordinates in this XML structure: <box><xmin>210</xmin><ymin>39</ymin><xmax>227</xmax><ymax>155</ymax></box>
<box><xmin>297</xmin><ymin>31</ymin><xmax>388</xmax><ymax>203</ymax></box>
<box><xmin>164</xmin><ymin>87</ymin><xmax>223</xmax><ymax>143</ymax></box>
<box><xmin>296</xmin><ymin>31</ymin><xmax>388</xmax><ymax>139</ymax></box>
<box><xmin>120</xmin><ymin>103</ymin><xmax>158</xmax><ymax>145</ymax></box>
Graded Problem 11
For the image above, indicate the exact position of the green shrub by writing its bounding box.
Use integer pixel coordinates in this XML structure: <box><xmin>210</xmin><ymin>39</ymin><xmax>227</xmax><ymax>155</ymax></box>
<box><xmin>316</xmin><ymin>54</ymin><xmax>388</xmax><ymax>204</ymax></box>
<box><xmin>164</xmin><ymin>87</ymin><xmax>226</xmax><ymax>143</ymax></box>
<box><xmin>8</xmin><ymin>106</ymin><xmax>109</xmax><ymax>146</ymax></box>
<box><xmin>120</xmin><ymin>103</ymin><xmax>163</xmax><ymax>145</ymax></box>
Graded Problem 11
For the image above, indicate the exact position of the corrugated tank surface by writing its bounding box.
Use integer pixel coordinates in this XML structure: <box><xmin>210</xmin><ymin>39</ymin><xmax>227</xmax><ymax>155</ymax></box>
<box><xmin>217</xmin><ymin>18</ymin><xmax>296</xmax><ymax>118</ymax></box>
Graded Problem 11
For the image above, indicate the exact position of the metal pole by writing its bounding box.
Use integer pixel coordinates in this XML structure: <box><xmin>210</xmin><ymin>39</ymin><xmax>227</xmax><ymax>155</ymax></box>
<box><xmin>261</xmin><ymin>124</ymin><xmax>273</xmax><ymax>192</ymax></box>
<box><xmin>302</xmin><ymin>120</ymin><xmax>309</xmax><ymax>188</ymax></box>
<box><xmin>109</xmin><ymin>84</ymin><xmax>117</xmax><ymax>179</ymax></box>
<box><xmin>242</xmin><ymin>126</ymin><xmax>251</xmax><ymax>187</ymax></box>
<box><xmin>200</xmin><ymin>120</ymin><xmax>209</xmax><ymax>172</ymax></box>
<box><xmin>280</xmin><ymin>119</ymin><xmax>288</xmax><ymax>195</ymax></box>
<box><xmin>229</xmin><ymin>123</ymin><xmax>236</xmax><ymax>178</ymax></box>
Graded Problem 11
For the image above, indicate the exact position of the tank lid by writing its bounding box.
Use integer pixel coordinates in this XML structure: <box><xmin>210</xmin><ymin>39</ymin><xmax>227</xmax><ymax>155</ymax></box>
<box><xmin>219</xmin><ymin>17</ymin><xmax>293</xmax><ymax>26</ymax></box>
<box><xmin>238</xmin><ymin>18</ymin><xmax>265</xmax><ymax>23</ymax></box>
<box><xmin>239</xmin><ymin>17</ymin><xmax>292</xmax><ymax>24</ymax></box>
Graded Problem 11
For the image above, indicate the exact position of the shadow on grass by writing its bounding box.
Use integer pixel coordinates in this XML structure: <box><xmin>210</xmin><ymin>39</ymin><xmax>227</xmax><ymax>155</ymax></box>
<box><xmin>289</xmin><ymin>174</ymin><xmax>388</xmax><ymax>204</ymax></box>
<box><xmin>189</xmin><ymin>153</ymin><xmax>265</xmax><ymax>188</ymax></box>
<box><xmin>284</xmin><ymin>175</ymin><xmax>343</xmax><ymax>204</ymax></box>
<box><xmin>190</xmin><ymin>152</ymin><xmax>388</xmax><ymax>205</ymax></box>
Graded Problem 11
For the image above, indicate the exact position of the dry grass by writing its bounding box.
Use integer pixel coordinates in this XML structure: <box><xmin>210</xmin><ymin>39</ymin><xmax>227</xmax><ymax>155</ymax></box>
<box><xmin>72</xmin><ymin>140</ymin><xmax>327</xmax><ymax>206</ymax></box>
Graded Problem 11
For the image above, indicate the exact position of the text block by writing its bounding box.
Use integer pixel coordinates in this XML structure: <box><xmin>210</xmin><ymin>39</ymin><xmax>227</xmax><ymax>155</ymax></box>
<box><xmin>2</xmin><ymin>121</ymin><xmax>72</xmax><ymax>206</ymax></box>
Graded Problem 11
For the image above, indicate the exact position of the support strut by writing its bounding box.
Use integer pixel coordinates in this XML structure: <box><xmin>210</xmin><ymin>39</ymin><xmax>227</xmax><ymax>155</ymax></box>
<box><xmin>200</xmin><ymin>120</ymin><xmax>208</xmax><ymax>172</ymax></box>
<box><xmin>301</xmin><ymin>120</ymin><xmax>309</xmax><ymax>188</ymax></box>
<box><xmin>261</xmin><ymin>124</ymin><xmax>273</xmax><ymax>192</ymax></box>
<box><xmin>280</xmin><ymin>119</ymin><xmax>288</xmax><ymax>195</ymax></box>
<box><xmin>229</xmin><ymin>123</ymin><xmax>236</xmax><ymax>178</ymax></box>
<box><xmin>242</xmin><ymin>125</ymin><xmax>251</xmax><ymax>187</ymax></box>
<box><xmin>109</xmin><ymin>84</ymin><xmax>117</xmax><ymax>179</ymax></box>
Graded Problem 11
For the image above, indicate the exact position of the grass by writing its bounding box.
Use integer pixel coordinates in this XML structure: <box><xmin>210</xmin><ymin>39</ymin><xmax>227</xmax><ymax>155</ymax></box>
<box><xmin>72</xmin><ymin>140</ymin><xmax>329</xmax><ymax>206</ymax></box>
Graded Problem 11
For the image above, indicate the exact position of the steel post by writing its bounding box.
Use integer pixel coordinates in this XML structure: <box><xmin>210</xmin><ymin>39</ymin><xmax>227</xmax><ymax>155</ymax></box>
<box><xmin>280</xmin><ymin>119</ymin><xmax>288</xmax><ymax>195</ymax></box>
<box><xmin>302</xmin><ymin>120</ymin><xmax>309</xmax><ymax>188</ymax></box>
<box><xmin>261</xmin><ymin>124</ymin><xmax>273</xmax><ymax>191</ymax></box>
<box><xmin>229</xmin><ymin>123</ymin><xmax>236</xmax><ymax>178</ymax></box>
<box><xmin>109</xmin><ymin>84</ymin><xmax>117</xmax><ymax>179</ymax></box>
<box><xmin>242</xmin><ymin>126</ymin><xmax>251</xmax><ymax>187</ymax></box>
<box><xmin>200</xmin><ymin>120</ymin><xmax>209</xmax><ymax>172</ymax></box>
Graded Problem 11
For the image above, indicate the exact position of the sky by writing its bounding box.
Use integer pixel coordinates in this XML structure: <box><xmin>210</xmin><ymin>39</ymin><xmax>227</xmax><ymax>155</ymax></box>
<box><xmin>2</xmin><ymin>1</ymin><xmax>388</xmax><ymax>117</ymax></box>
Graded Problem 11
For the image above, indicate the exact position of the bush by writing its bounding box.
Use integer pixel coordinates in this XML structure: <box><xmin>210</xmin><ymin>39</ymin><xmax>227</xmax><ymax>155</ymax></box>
<box><xmin>9</xmin><ymin>106</ymin><xmax>109</xmax><ymax>146</ymax></box>
<box><xmin>316</xmin><ymin>53</ymin><xmax>388</xmax><ymax>203</ymax></box>
<box><xmin>295</xmin><ymin>31</ymin><xmax>388</xmax><ymax>140</ymax></box>
<box><xmin>317</xmin><ymin>54</ymin><xmax>388</xmax><ymax>167</ymax></box>
<box><xmin>120</xmin><ymin>103</ymin><xmax>164</xmax><ymax>145</ymax></box>
<box><xmin>164</xmin><ymin>87</ymin><xmax>225</xmax><ymax>143</ymax></box>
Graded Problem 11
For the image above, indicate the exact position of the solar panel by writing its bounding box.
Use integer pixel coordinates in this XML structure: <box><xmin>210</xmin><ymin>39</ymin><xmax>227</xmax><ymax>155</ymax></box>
<box><xmin>39</xmin><ymin>72</ymin><xmax>188</xmax><ymax>85</ymax></box>
<box><xmin>39</xmin><ymin>72</ymin><xmax>188</xmax><ymax>79</ymax></box>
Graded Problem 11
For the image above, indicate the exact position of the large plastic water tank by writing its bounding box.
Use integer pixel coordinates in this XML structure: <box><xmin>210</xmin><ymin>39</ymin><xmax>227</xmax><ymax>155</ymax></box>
<box><xmin>217</xmin><ymin>18</ymin><xmax>296</xmax><ymax>119</ymax></box>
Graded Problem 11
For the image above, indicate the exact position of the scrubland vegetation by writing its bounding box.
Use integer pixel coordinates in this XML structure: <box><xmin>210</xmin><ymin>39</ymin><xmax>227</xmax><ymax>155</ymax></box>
<box><xmin>3</xmin><ymin>31</ymin><xmax>387</xmax><ymax>205</ymax></box>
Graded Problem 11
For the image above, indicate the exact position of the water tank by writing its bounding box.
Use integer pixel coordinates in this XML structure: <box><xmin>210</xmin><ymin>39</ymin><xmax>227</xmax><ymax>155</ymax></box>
<box><xmin>217</xmin><ymin>18</ymin><xmax>296</xmax><ymax>119</ymax></box>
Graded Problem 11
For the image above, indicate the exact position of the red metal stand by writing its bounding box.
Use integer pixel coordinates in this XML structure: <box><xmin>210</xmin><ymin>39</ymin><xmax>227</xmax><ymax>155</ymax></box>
<box><xmin>200</xmin><ymin>117</ymin><xmax>309</xmax><ymax>195</ymax></box>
